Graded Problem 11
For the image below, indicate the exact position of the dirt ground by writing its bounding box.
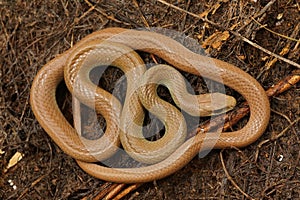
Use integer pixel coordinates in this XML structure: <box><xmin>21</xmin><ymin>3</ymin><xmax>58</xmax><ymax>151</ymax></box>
<box><xmin>1</xmin><ymin>0</ymin><xmax>300</xmax><ymax>199</ymax></box>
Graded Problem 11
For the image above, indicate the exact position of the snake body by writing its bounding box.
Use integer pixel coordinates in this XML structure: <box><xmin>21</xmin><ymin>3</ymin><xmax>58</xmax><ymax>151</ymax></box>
<box><xmin>30</xmin><ymin>28</ymin><xmax>270</xmax><ymax>183</ymax></box>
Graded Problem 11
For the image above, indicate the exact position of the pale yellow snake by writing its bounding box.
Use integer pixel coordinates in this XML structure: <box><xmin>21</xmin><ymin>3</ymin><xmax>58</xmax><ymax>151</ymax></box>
<box><xmin>30</xmin><ymin>28</ymin><xmax>270</xmax><ymax>183</ymax></box>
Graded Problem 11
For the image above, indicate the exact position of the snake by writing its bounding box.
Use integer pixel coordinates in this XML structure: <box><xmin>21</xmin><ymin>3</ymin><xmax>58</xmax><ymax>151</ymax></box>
<box><xmin>30</xmin><ymin>28</ymin><xmax>270</xmax><ymax>183</ymax></box>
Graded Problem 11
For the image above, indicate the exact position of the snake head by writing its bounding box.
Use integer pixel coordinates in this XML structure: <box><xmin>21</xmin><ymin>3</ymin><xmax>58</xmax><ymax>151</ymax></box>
<box><xmin>205</xmin><ymin>93</ymin><xmax>237</xmax><ymax>116</ymax></box>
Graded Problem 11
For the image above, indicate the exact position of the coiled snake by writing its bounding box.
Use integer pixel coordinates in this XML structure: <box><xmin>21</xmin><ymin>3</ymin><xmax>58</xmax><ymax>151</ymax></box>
<box><xmin>30</xmin><ymin>28</ymin><xmax>270</xmax><ymax>183</ymax></box>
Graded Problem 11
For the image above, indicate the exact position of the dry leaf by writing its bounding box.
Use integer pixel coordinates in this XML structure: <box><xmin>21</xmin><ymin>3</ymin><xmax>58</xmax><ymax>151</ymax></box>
<box><xmin>0</xmin><ymin>149</ymin><xmax>5</xmax><ymax>155</ymax></box>
<box><xmin>198</xmin><ymin>10</ymin><xmax>210</xmax><ymax>18</ymax></box>
<box><xmin>277</xmin><ymin>13</ymin><xmax>283</xmax><ymax>20</ymax></box>
<box><xmin>280</xmin><ymin>46</ymin><xmax>290</xmax><ymax>56</ymax></box>
<box><xmin>261</xmin><ymin>56</ymin><xmax>269</xmax><ymax>61</ymax></box>
<box><xmin>4</xmin><ymin>152</ymin><xmax>24</xmax><ymax>173</ymax></box>
<box><xmin>202</xmin><ymin>31</ymin><xmax>230</xmax><ymax>50</ymax></box>
<box><xmin>238</xmin><ymin>55</ymin><xmax>246</xmax><ymax>60</ymax></box>
<box><xmin>198</xmin><ymin>2</ymin><xmax>222</xmax><ymax>17</ymax></box>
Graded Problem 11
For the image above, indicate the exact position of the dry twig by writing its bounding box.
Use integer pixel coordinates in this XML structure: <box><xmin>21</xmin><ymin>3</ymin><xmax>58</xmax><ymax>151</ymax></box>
<box><xmin>91</xmin><ymin>183</ymin><xmax>118</xmax><ymax>200</ymax></box>
<box><xmin>84</xmin><ymin>0</ymin><xmax>130</xmax><ymax>25</ymax></box>
<box><xmin>252</xmin><ymin>18</ymin><xmax>300</xmax><ymax>42</ymax></box>
<box><xmin>255</xmin><ymin>117</ymin><xmax>300</xmax><ymax>161</ymax></box>
<box><xmin>220</xmin><ymin>150</ymin><xmax>254</xmax><ymax>200</ymax></box>
<box><xmin>16</xmin><ymin>170</ymin><xmax>53</xmax><ymax>200</ymax></box>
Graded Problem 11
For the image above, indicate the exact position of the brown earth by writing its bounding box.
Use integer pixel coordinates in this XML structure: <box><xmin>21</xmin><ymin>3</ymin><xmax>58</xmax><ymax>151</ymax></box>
<box><xmin>1</xmin><ymin>0</ymin><xmax>300</xmax><ymax>199</ymax></box>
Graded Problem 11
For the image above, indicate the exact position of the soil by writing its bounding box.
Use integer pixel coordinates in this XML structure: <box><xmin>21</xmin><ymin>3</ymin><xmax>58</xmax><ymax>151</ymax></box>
<box><xmin>1</xmin><ymin>0</ymin><xmax>300</xmax><ymax>199</ymax></box>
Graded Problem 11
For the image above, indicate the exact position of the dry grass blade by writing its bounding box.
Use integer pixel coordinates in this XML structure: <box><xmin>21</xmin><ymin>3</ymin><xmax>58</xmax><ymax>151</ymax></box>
<box><xmin>16</xmin><ymin>170</ymin><xmax>53</xmax><ymax>200</ymax></box>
